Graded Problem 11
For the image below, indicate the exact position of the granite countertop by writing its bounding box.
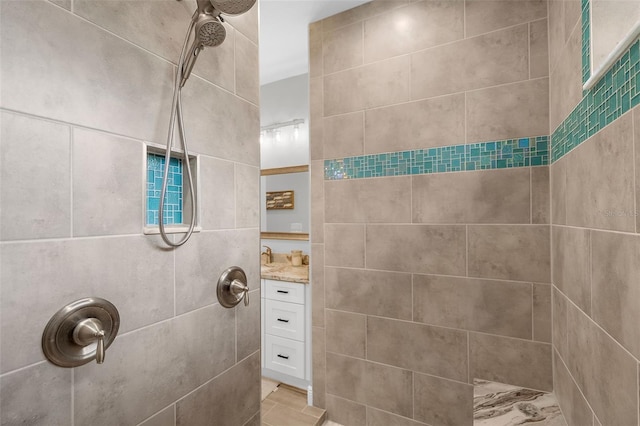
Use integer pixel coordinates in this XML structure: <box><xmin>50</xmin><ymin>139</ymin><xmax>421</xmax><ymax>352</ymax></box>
<box><xmin>260</xmin><ymin>262</ymin><xmax>309</xmax><ymax>284</ymax></box>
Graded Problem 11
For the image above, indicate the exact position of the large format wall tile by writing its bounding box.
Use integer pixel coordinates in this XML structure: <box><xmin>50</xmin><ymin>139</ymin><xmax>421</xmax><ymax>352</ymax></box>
<box><xmin>364</xmin><ymin>94</ymin><xmax>465</xmax><ymax>154</ymax></box>
<box><xmin>235</xmin><ymin>164</ymin><xmax>260</xmax><ymax>228</ymax></box>
<box><xmin>552</xmin><ymin>287</ymin><xmax>569</xmax><ymax>359</ymax></box>
<box><xmin>466</xmin><ymin>78</ymin><xmax>549</xmax><ymax>143</ymax></box>
<box><xmin>531</xmin><ymin>166</ymin><xmax>550</xmax><ymax>224</ymax></box>
<box><xmin>326</xmin><ymin>310</ymin><xmax>366</xmax><ymax>359</ymax></box>
<box><xmin>139</xmin><ymin>406</ymin><xmax>176</xmax><ymax>426</ymax></box>
<box><xmin>312</xmin><ymin>243</ymin><xmax>326</xmax><ymax>327</ymax></box>
<box><xmin>325</xmin><ymin>224</ymin><xmax>365</xmax><ymax>268</ymax></box>
<box><xmin>0</xmin><ymin>112</ymin><xmax>70</xmax><ymax>241</ymax></box>
<box><xmin>367</xmin><ymin>316</ymin><xmax>468</xmax><ymax>382</ymax></box>
<box><xmin>235</xmin><ymin>32</ymin><xmax>259</xmax><ymax>105</ymax></box>
<box><xmin>530</xmin><ymin>19</ymin><xmax>550</xmax><ymax>79</ymax></box>
<box><xmin>72</xmin><ymin>128</ymin><xmax>143</xmax><ymax>236</ymax></box>
<box><xmin>565</xmin><ymin>111</ymin><xmax>635</xmax><ymax>232</ymax></box>
<box><xmin>311</xmin><ymin>160</ymin><xmax>325</xmax><ymax>243</ymax></box>
<box><xmin>181</xmin><ymin>75</ymin><xmax>259</xmax><ymax>165</ymax></box>
<box><xmin>366</xmin><ymin>224</ymin><xmax>466</xmax><ymax>276</ymax></box>
<box><xmin>199</xmin><ymin>156</ymin><xmax>236</xmax><ymax>230</ymax></box>
<box><xmin>325</xmin><ymin>177</ymin><xmax>411</xmax><ymax>223</ymax></box>
<box><xmin>533</xmin><ymin>284</ymin><xmax>552</xmax><ymax>343</ymax></box>
<box><xmin>321</xmin><ymin>0</ymin><xmax>413</xmax><ymax>33</ymax></box>
<box><xmin>1</xmin><ymin>0</ymin><xmax>173</xmax><ymax>143</ymax></box>
<box><xmin>75</xmin><ymin>305</ymin><xmax>236</xmax><ymax>426</ymax></box>
<box><xmin>591</xmin><ymin>230</ymin><xmax>640</xmax><ymax>359</ymax></box>
<box><xmin>468</xmin><ymin>225</ymin><xmax>550</xmax><ymax>283</ymax></box>
<box><xmin>566</xmin><ymin>304</ymin><xmax>638</xmax><ymax>426</ymax></box>
<box><xmin>464</xmin><ymin>0</ymin><xmax>547</xmax><ymax>37</ymax></box>
<box><xmin>550</xmin><ymin>157</ymin><xmax>567</xmax><ymax>225</ymax></box>
<box><xmin>324</xmin><ymin>56</ymin><xmax>410</xmax><ymax>116</ymax></box>
<box><xmin>411</xmin><ymin>24</ymin><xmax>529</xmax><ymax>99</ymax></box>
<box><xmin>413</xmin><ymin>373</ymin><xmax>473</xmax><ymax>426</ymax></box>
<box><xmin>324</xmin><ymin>112</ymin><xmax>364</xmax><ymax>159</ymax></box>
<box><xmin>323</xmin><ymin>22</ymin><xmax>363</xmax><ymax>75</ymax></box>
<box><xmin>412</xmin><ymin>168</ymin><xmax>530</xmax><ymax>224</ymax></box>
<box><xmin>175</xmin><ymin>229</ymin><xmax>258</xmax><ymax>315</ymax></box>
<box><xmin>367</xmin><ymin>407</ymin><xmax>428</xmax><ymax>426</ymax></box>
<box><xmin>635</xmin><ymin>106</ymin><xmax>640</xmax><ymax>232</ymax></box>
<box><xmin>549</xmin><ymin>21</ymin><xmax>583</xmax><ymax>132</ymax></box>
<box><xmin>313</xmin><ymin>326</ymin><xmax>327</xmax><ymax>409</ymax></box>
<box><xmin>0</xmin><ymin>362</ymin><xmax>71</xmax><ymax>426</ymax></box>
<box><xmin>325</xmin><ymin>267</ymin><xmax>412</xmax><ymax>320</ymax></box>
<box><xmin>73</xmin><ymin>0</ymin><xmax>235</xmax><ymax>92</ymax></box>
<box><xmin>552</xmin><ymin>226</ymin><xmax>590</xmax><ymax>313</ymax></box>
<box><xmin>553</xmin><ymin>351</ymin><xmax>594</xmax><ymax>426</ymax></box>
<box><xmin>469</xmin><ymin>333</ymin><xmax>552</xmax><ymax>391</ymax></box>
<box><xmin>325</xmin><ymin>353</ymin><xmax>413</xmax><ymax>418</ymax></box>
<box><xmin>326</xmin><ymin>394</ymin><xmax>366</xmax><ymax>426</ymax></box>
<box><xmin>364</xmin><ymin>1</ymin><xmax>464</xmax><ymax>63</ymax></box>
<box><xmin>175</xmin><ymin>351</ymin><xmax>260</xmax><ymax>426</ymax></box>
<box><xmin>413</xmin><ymin>274</ymin><xmax>533</xmax><ymax>339</ymax></box>
<box><xmin>0</xmin><ymin>236</ymin><xmax>173</xmax><ymax>373</ymax></box>
<box><xmin>237</xmin><ymin>288</ymin><xmax>260</xmax><ymax>361</ymax></box>
<box><xmin>310</xmin><ymin>22</ymin><xmax>323</xmax><ymax>79</ymax></box>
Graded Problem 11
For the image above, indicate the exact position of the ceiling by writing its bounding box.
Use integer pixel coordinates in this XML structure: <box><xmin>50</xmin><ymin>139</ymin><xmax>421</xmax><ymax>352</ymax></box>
<box><xmin>259</xmin><ymin>0</ymin><xmax>370</xmax><ymax>85</ymax></box>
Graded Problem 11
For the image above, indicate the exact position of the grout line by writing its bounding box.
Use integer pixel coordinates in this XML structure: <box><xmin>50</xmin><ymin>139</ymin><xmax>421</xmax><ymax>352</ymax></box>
<box><xmin>554</xmin><ymin>348</ymin><xmax>598</xmax><ymax>423</ymax></box>
<box><xmin>530</xmin><ymin>167</ymin><xmax>533</xmax><ymax>225</ymax></box>
<box><xmin>528</xmin><ymin>22</ymin><xmax>532</xmax><ymax>80</ymax></box>
<box><xmin>556</xmin><ymin>285</ymin><xmax>640</xmax><ymax>363</ymax></box>
<box><xmin>463</xmin><ymin>0</ymin><xmax>467</xmax><ymax>39</ymax></box>
<box><xmin>633</xmin><ymin>109</ymin><xmax>638</xmax><ymax>235</ymax></box>
<box><xmin>69</xmin><ymin>126</ymin><xmax>74</xmax><ymax>238</ymax></box>
<box><xmin>589</xmin><ymin>230</ymin><xmax>593</xmax><ymax>317</ymax></box>
<box><xmin>70</xmin><ymin>368</ymin><xmax>75</xmax><ymax>426</ymax></box>
<box><xmin>531</xmin><ymin>283</ymin><xmax>535</xmax><ymax>341</ymax></box>
<box><xmin>465</xmin><ymin>225</ymin><xmax>469</xmax><ymax>277</ymax></box>
<box><xmin>467</xmin><ymin>331</ymin><xmax>471</xmax><ymax>384</ymax></box>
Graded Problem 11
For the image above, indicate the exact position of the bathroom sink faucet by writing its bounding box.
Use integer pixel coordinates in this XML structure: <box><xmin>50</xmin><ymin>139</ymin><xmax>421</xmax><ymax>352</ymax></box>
<box><xmin>262</xmin><ymin>246</ymin><xmax>272</xmax><ymax>264</ymax></box>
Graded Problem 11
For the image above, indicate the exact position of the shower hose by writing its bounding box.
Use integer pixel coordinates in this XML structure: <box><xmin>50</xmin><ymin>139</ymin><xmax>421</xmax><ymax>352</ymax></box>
<box><xmin>158</xmin><ymin>15</ymin><xmax>199</xmax><ymax>247</ymax></box>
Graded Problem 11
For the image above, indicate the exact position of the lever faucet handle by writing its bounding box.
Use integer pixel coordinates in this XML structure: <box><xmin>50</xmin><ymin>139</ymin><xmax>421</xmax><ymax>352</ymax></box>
<box><xmin>229</xmin><ymin>279</ymin><xmax>249</xmax><ymax>306</ymax></box>
<box><xmin>72</xmin><ymin>318</ymin><xmax>107</xmax><ymax>364</ymax></box>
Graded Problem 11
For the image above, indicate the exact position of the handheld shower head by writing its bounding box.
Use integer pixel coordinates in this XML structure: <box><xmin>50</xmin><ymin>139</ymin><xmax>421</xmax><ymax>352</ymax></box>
<box><xmin>180</xmin><ymin>14</ymin><xmax>226</xmax><ymax>87</ymax></box>
<box><xmin>195</xmin><ymin>16</ymin><xmax>226</xmax><ymax>47</ymax></box>
<box><xmin>210</xmin><ymin>0</ymin><xmax>256</xmax><ymax>15</ymax></box>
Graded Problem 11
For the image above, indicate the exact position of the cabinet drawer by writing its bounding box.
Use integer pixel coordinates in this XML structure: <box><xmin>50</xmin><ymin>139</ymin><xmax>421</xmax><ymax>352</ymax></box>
<box><xmin>265</xmin><ymin>300</ymin><xmax>305</xmax><ymax>342</ymax></box>
<box><xmin>264</xmin><ymin>279</ymin><xmax>305</xmax><ymax>304</ymax></box>
<box><xmin>264</xmin><ymin>335</ymin><xmax>305</xmax><ymax>379</ymax></box>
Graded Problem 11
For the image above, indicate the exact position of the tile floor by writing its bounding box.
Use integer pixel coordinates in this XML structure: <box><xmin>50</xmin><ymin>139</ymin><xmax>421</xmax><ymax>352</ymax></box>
<box><xmin>261</xmin><ymin>379</ymin><xmax>326</xmax><ymax>426</ymax></box>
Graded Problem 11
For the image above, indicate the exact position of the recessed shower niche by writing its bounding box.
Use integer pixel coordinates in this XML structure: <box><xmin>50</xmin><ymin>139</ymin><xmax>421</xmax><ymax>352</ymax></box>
<box><xmin>143</xmin><ymin>145</ymin><xmax>200</xmax><ymax>234</ymax></box>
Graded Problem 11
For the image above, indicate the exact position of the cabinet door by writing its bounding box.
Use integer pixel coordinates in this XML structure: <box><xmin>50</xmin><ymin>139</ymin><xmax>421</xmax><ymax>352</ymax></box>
<box><xmin>265</xmin><ymin>299</ymin><xmax>305</xmax><ymax>342</ymax></box>
<box><xmin>264</xmin><ymin>279</ymin><xmax>305</xmax><ymax>304</ymax></box>
<box><xmin>264</xmin><ymin>334</ymin><xmax>305</xmax><ymax>379</ymax></box>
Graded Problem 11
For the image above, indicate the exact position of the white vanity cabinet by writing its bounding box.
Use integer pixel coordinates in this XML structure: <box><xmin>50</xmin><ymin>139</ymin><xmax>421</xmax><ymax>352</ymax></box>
<box><xmin>261</xmin><ymin>278</ymin><xmax>311</xmax><ymax>389</ymax></box>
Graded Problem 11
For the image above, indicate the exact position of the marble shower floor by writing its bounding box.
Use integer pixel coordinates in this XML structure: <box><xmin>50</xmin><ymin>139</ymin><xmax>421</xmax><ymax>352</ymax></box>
<box><xmin>474</xmin><ymin>380</ymin><xmax>567</xmax><ymax>426</ymax></box>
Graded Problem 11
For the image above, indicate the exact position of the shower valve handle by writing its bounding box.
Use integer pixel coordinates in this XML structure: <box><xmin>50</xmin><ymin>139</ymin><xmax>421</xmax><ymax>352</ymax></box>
<box><xmin>230</xmin><ymin>279</ymin><xmax>249</xmax><ymax>306</ymax></box>
<box><xmin>72</xmin><ymin>318</ymin><xmax>107</xmax><ymax>364</ymax></box>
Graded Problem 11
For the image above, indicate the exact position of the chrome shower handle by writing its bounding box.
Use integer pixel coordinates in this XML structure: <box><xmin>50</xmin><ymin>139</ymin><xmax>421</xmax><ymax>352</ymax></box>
<box><xmin>72</xmin><ymin>318</ymin><xmax>107</xmax><ymax>364</ymax></box>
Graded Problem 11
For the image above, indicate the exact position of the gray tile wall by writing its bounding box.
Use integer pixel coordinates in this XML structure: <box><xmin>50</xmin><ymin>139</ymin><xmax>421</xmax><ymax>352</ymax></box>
<box><xmin>549</xmin><ymin>1</ymin><xmax>640</xmax><ymax>425</ymax></box>
<box><xmin>0</xmin><ymin>0</ymin><xmax>260</xmax><ymax>424</ymax></box>
<box><xmin>310</xmin><ymin>1</ymin><xmax>551</xmax><ymax>424</ymax></box>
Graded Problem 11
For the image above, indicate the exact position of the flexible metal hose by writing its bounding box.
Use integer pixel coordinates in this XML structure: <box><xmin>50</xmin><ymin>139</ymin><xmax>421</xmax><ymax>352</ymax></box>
<box><xmin>158</xmin><ymin>15</ymin><xmax>198</xmax><ymax>247</ymax></box>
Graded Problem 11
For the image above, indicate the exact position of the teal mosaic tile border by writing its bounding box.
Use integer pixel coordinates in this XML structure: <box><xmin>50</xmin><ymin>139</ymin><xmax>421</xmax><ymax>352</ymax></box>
<box><xmin>324</xmin><ymin>137</ymin><xmax>549</xmax><ymax>180</ymax></box>
<box><xmin>552</xmin><ymin>32</ymin><xmax>640</xmax><ymax>162</ymax></box>
<box><xmin>147</xmin><ymin>153</ymin><xmax>183</xmax><ymax>225</ymax></box>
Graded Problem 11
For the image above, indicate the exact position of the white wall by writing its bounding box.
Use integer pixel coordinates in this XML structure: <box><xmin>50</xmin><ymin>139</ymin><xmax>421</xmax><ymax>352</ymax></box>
<box><xmin>260</xmin><ymin>73</ymin><xmax>310</xmax><ymax>169</ymax></box>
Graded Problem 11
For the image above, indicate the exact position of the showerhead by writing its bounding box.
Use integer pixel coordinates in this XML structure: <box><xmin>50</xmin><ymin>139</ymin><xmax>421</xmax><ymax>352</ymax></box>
<box><xmin>210</xmin><ymin>0</ymin><xmax>256</xmax><ymax>15</ymax></box>
<box><xmin>195</xmin><ymin>16</ymin><xmax>226</xmax><ymax>47</ymax></box>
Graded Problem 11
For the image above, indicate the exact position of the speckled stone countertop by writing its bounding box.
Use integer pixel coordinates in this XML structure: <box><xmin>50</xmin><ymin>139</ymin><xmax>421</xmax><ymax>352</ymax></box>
<box><xmin>261</xmin><ymin>262</ymin><xmax>309</xmax><ymax>284</ymax></box>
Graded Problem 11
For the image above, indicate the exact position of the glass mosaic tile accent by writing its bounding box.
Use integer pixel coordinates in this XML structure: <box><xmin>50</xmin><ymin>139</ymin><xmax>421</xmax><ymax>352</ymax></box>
<box><xmin>552</xmin><ymin>38</ymin><xmax>640</xmax><ymax>162</ymax></box>
<box><xmin>146</xmin><ymin>153</ymin><xmax>183</xmax><ymax>225</ymax></box>
<box><xmin>324</xmin><ymin>137</ymin><xmax>549</xmax><ymax>180</ymax></box>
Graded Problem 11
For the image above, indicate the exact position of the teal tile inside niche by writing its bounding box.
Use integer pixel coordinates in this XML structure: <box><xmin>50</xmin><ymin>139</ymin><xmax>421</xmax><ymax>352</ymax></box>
<box><xmin>146</xmin><ymin>153</ymin><xmax>183</xmax><ymax>225</ymax></box>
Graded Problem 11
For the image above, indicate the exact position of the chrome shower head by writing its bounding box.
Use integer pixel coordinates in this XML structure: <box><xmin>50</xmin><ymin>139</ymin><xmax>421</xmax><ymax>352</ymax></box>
<box><xmin>195</xmin><ymin>16</ymin><xmax>226</xmax><ymax>47</ymax></box>
<box><xmin>210</xmin><ymin>0</ymin><xmax>256</xmax><ymax>15</ymax></box>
